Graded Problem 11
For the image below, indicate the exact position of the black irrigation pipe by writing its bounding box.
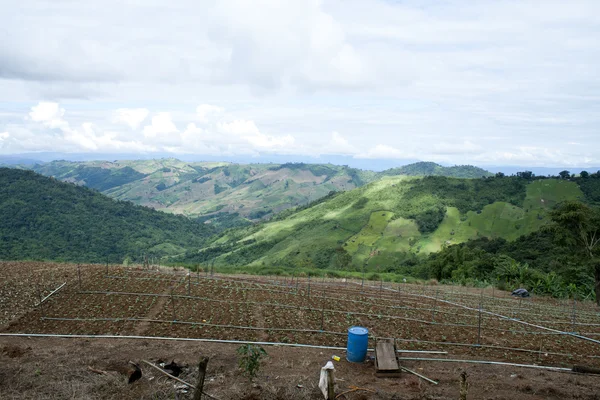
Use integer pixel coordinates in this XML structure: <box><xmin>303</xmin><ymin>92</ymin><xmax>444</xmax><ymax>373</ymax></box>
<box><xmin>400</xmin><ymin>288</ymin><xmax>600</xmax><ymax>346</ymax></box>
<box><xmin>101</xmin><ymin>275</ymin><xmax>489</xmax><ymax>320</ymax></box>
<box><xmin>95</xmin><ymin>275</ymin><xmax>482</xmax><ymax>319</ymax></box>
<box><xmin>74</xmin><ymin>290</ymin><xmax>595</xmax><ymax>336</ymax></box>
<box><xmin>91</xmin><ymin>271</ymin><xmax>600</xmax><ymax>336</ymax></box>
<box><xmin>103</xmin><ymin>267</ymin><xmax>600</xmax><ymax>319</ymax></box>
<box><xmin>98</xmin><ymin>270</ymin><xmax>600</xmax><ymax>329</ymax></box>
<box><xmin>40</xmin><ymin>317</ymin><xmax>347</xmax><ymax>337</ymax></box>
<box><xmin>362</xmin><ymin>282</ymin><xmax>600</xmax><ymax>327</ymax></box>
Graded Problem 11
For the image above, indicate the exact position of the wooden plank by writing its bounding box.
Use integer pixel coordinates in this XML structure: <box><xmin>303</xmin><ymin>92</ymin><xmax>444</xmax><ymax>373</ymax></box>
<box><xmin>375</xmin><ymin>339</ymin><xmax>399</xmax><ymax>371</ymax></box>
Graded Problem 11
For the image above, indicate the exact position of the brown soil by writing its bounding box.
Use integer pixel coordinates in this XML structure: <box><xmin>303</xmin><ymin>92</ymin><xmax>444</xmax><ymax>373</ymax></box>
<box><xmin>2</xmin><ymin>261</ymin><xmax>600</xmax><ymax>399</ymax></box>
<box><xmin>1</xmin><ymin>336</ymin><xmax>600</xmax><ymax>400</ymax></box>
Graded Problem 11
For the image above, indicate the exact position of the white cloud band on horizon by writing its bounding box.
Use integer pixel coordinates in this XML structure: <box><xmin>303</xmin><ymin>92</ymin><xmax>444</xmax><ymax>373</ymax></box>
<box><xmin>0</xmin><ymin>0</ymin><xmax>599</xmax><ymax>167</ymax></box>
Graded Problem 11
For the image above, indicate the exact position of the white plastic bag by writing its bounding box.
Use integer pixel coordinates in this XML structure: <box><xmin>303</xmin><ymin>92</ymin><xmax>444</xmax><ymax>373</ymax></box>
<box><xmin>318</xmin><ymin>361</ymin><xmax>335</xmax><ymax>399</ymax></box>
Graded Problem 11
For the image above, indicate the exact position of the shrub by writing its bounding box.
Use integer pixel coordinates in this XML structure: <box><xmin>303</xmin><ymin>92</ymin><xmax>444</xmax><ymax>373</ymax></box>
<box><xmin>237</xmin><ymin>344</ymin><xmax>267</xmax><ymax>381</ymax></box>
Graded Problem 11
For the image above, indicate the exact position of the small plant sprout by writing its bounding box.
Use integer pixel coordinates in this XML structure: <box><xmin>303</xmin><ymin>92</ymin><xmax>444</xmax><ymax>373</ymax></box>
<box><xmin>237</xmin><ymin>344</ymin><xmax>267</xmax><ymax>381</ymax></box>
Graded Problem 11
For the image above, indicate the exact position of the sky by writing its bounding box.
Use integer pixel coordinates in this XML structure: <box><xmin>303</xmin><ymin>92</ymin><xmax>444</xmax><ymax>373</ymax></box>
<box><xmin>1</xmin><ymin>0</ymin><xmax>599</xmax><ymax>168</ymax></box>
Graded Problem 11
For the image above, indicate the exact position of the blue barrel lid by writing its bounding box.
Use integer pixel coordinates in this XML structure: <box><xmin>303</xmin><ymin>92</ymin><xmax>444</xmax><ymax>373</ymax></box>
<box><xmin>348</xmin><ymin>326</ymin><xmax>368</xmax><ymax>335</ymax></box>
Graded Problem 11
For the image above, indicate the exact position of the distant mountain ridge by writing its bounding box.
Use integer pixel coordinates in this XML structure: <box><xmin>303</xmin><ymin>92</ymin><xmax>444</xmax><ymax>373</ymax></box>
<box><xmin>379</xmin><ymin>162</ymin><xmax>492</xmax><ymax>178</ymax></box>
<box><xmin>21</xmin><ymin>159</ymin><xmax>492</xmax><ymax>229</ymax></box>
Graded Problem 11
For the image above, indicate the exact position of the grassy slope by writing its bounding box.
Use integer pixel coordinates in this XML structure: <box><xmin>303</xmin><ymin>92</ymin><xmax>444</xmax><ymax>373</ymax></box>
<box><xmin>203</xmin><ymin>177</ymin><xmax>583</xmax><ymax>270</ymax></box>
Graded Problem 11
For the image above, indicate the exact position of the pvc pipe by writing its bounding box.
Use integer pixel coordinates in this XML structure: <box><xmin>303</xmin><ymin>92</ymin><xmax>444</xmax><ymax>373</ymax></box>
<box><xmin>0</xmin><ymin>333</ymin><xmax>446</xmax><ymax>354</ymax></box>
<box><xmin>36</xmin><ymin>282</ymin><xmax>66</xmax><ymax>305</ymax></box>
<box><xmin>397</xmin><ymin>357</ymin><xmax>573</xmax><ymax>372</ymax></box>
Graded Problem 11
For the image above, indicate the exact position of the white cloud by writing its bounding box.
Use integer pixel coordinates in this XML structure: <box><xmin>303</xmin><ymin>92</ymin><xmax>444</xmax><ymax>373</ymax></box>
<box><xmin>113</xmin><ymin>108</ymin><xmax>149</xmax><ymax>129</ymax></box>
<box><xmin>358</xmin><ymin>144</ymin><xmax>411</xmax><ymax>159</ymax></box>
<box><xmin>143</xmin><ymin>113</ymin><xmax>178</xmax><ymax>138</ymax></box>
<box><xmin>196</xmin><ymin>104</ymin><xmax>224</xmax><ymax>123</ymax></box>
<box><xmin>431</xmin><ymin>140</ymin><xmax>483</xmax><ymax>155</ymax></box>
<box><xmin>0</xmin><ymin>132</ymin><xmax>9</xmax><ymax>140</ymax></box>
<box><xmin>28</xmin><ymin>102</ymin><xmax>68</xmax><ymax>130</ymax></box>
<box><xmin>324</xmin><ymin>131</ymin><xmax>358</xmax><ymax>155</ymax></box>
<box><xmin>0</xmin><ymin>1</ymin><xmax>599</xmax><ymax>166</ymax></box>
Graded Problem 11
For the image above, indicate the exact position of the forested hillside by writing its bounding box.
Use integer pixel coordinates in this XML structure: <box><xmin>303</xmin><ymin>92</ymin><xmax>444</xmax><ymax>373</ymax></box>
<box><xmin>29</xmin><ymin>159</ymin><xmax>492</xmax><ymax>230</ymax></box>
<box><xmin>380</xmin><ymin>162</ymin><xmax>492</xmax><ymax>178</ymax></box>
<box><xmin>0</xmin><ymin>168</ymin><xmax>215</xmax><ymax>263</ymax></box>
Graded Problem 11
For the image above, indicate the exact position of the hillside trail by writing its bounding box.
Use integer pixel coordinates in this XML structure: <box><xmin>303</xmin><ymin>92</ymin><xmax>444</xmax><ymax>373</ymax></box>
<box><xmin>133</xmin><ymin>287</ymin><xmax>172</xmax><ymax>336</ymax></box>
<box><xmin>251</xmin><ymin>300</ymin><xmax>269</xmax><ymax>341</ymax></box>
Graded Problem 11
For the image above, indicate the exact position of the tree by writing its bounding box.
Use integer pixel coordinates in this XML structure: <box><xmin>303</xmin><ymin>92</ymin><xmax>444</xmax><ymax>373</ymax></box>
<box><xmin>517</xmin><ymin>171</ymin><xmax>533</xmax><ymax>180</ymax></box>
<box><xmin>495</xmin><ymin>172</ymin><xmax>505</xmax><ymax>178</ymax></box>
<box><xmin>558</xmin><ymin>170</ymin><xmax>571</xmax><ymax>180</ymax></box>
<box><xmin>548</xmin><ymin>201</ymin><xmax>600</xmax><ymax>305</ymax></box>
<box><xmin>580</xmin><ymin>171</ymin><xmax>590</xmax><ymax>179</ymax></box>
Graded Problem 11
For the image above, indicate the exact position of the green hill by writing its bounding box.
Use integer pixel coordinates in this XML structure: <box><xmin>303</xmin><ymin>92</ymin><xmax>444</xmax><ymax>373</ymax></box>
<box><xmin>183</xmin><ymin>175</ymin><xmax>584</xmax><ymax>271</ymax></box>
<box><xmin>379</xmin><ymin>162</ymin><xmax>492</xmax><ymax>178</ymax></box>
<box><xmin>29</xmin><ymin>159</ymin><xmax>491</xmax><ymax>230</ymax></box>
<box><xmin>31</xmin><ymin>159</ymin><xmax>377</xmax><ymax>229</ymax></box>
<box><xmin>0</xmin><ymin>168</ymin><xmax>215</xmax><ymax>263</ymax></box>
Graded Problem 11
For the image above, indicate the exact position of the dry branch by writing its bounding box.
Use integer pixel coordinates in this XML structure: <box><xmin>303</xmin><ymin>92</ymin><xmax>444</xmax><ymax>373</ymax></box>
<box><xmin>140</xmin><ymin>360</ymin><xmax>219</xmax><ymax>400</ymax></box>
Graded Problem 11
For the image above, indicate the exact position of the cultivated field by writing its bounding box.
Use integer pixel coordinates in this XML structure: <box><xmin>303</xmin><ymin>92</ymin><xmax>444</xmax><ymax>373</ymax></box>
<box><xmin>3</xmin><ymin>261</ymin><xmax>600</xmax><ymax>369</ymax></box>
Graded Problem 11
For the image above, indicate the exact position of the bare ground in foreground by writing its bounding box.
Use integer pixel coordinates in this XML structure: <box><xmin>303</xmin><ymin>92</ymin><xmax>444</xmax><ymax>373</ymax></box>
<box><xmin>1</xmin><ymin>336</ymin><xmax>599</xmax><ymax>400</ymax></box>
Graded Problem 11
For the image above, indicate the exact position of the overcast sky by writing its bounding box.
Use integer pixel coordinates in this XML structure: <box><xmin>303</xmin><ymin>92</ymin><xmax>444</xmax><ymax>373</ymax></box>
<box><xmin>1</xmin><ymin>0</ymin><xmax>599</xmax><ymax>167</ymax></box>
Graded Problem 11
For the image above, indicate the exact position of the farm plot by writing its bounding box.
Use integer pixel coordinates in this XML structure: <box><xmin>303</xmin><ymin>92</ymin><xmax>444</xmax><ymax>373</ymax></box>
<box><xmin>3</xmin><ymin>262</ymin><xmax>600</xmax><ymax>369</ymax></box>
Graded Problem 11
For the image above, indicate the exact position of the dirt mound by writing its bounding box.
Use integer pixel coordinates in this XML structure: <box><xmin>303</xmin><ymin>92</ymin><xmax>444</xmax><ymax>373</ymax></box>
<box><xmin>2</xmin><ymin>344</ymin><xmax>30</xmax><ymax>358</ymax></box>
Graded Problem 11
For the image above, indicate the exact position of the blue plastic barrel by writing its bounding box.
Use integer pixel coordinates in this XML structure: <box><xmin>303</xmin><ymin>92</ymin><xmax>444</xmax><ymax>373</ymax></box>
<box><xmin>346</xmin><ymin>326</ymin><xmax>369</xmax><ymax>362</ymax></box>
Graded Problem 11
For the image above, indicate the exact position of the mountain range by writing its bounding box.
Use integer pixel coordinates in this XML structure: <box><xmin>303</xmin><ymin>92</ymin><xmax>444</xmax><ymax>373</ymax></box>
<box><xmin>26</xmin><ymin>159</ymin><xmax>491</xmax><ymax>230</ymax></box>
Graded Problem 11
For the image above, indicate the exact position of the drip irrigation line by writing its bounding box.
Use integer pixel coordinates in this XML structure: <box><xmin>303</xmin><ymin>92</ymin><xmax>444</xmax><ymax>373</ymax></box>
<box><xmin>41</xmin><ymin>316</ymin><xmax>347</xmax><ymax>337</ymax></box>
<box><xmin>397</xmin><ymin>357</ymin><xmax>575</xmax><ymax>373</ymax></box>
<box><xmin>408</xmin><ymin>290</ymin><xmax>600</xmax><ymax>346</ymax></box>
<box><xmin>363</xmin><ymin>282</ymin><xmax>600</xmax><ymax>323</ymax></box>
<box><xmin>0</xmin><ymin>333</ymin><xmax>446</xmax><ymax>354</ymax></box>
<box><xmin>74</xmin><ymin>290</ymin><xmax>596</xmax><ymax>337</ymax></box>
<box><xmin>75</xmin><ymin>290</ymin><xmax>527</xmax><ymax>332</ymax></box>
<box><xmin>100</xmin><ymin>278</ymin><xmax>483</xmax><ymax>320</ymax></box>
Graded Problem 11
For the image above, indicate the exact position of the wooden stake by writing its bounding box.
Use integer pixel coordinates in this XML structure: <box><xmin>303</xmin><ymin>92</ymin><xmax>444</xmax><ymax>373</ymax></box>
<box><xmin>326</xmin><ymin>368</ymin><xmax>335</xmax><ymax>399</ymax></box>
<box><xmin>477</xmin><ymin>302</ymin><xmax>482</xmax><ymax>346</ymax></box>
<box><xmin>170</xmin><ymin>287</ymin><xmax>176</xmax><ymax>321</ymax></box>
<box><xmin>193</xmin><ymin>357</ymin><xmax>209</xmax><ymax>400</ymax></box>
<box><xmin>37</xmin><ymin>285</ymin><xmax>45</xmax><ymax>317</ymax></box>
<box><xmin>459</xmin><ymin>371</ymin><xmax>469</xmax><ymax>400</ymax></box>
<box><xmin>572</xmin><ymin>297</ymin><xmax>577</xmax><ymax>333</ymax></box>
<box><xmin>432</xmin><ymin>289</ymin><xmax>439</xmax><ymax>322</ymax></box>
